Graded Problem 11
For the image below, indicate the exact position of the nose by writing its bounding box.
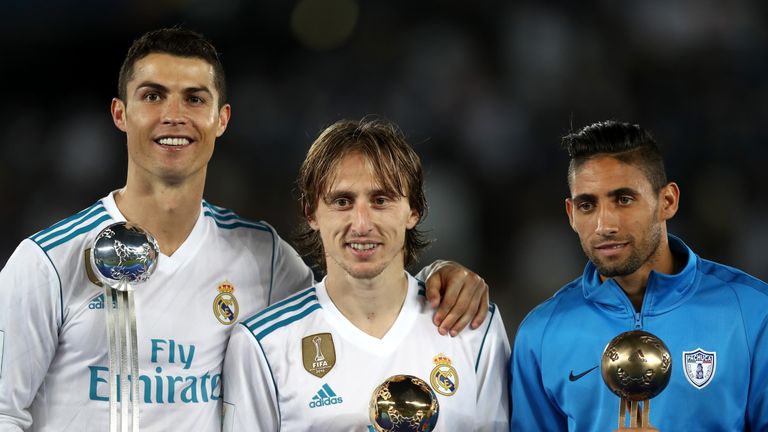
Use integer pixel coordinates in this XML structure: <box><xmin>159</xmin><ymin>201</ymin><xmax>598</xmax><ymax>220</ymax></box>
<box><xmin>595</xmin><ymin>205</ymin><xmax>619</xmax><ymax>236</ymax></box>
<box><xmin>351</xmin><ymin>203</ymin><xmax>373</xmax><ymax>236</ymax></box>
<box><xmin>162</xmin><ymin>95</ymin><xmax>187</xmax><ymax>125</ymax></box>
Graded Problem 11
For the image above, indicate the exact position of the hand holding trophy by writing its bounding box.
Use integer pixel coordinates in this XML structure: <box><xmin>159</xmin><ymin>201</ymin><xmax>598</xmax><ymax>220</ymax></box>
<box><xmin>91</xmin><ymin>222</ymin><xmax>159</xmax><ymax>432</ymax></box>
<box><xmin>369</xmin><ymin>375</ymin><xmax>440</xmax><ymax>432</ymax></box>
<box><xmin>601</xmin><ymin>330</ymin><xmax>672</xmax><ymax>431</ymax></box>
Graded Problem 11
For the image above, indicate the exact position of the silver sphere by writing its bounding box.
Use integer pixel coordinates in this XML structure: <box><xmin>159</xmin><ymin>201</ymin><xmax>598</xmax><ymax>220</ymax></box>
<box><xmin>369</xmin><ymin>374</ymin><xmax>439</xmax><ymax>432</ymax></box>
<box><xmin>91</xmin><ymin>222</ymin><xmax>159</xmax><ymax>290</ymax></box>
<box><xmin>601</xmin><ymin>330</ymin><xmax>672</xmax><ymax>401</ymax></box>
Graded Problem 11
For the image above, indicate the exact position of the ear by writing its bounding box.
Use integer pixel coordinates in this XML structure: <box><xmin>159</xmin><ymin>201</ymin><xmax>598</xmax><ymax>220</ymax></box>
<box><xmin>111</xmin><ymin>98</ymin><xmax>128</xmax><ymax>132</ymax></box>
<box><xmin>306</xmin><ymin>204</ymin><xmax>319</xmax><ymax>231</ymax></box>
<box><xmin>405</xmin><ymin>207</ymin><xmax>419</xmax><ymax>230</ymax></box>
<box><xmin>565</xmin><ymin>198</ymin><xmax>576</xmax><ymax>231</ymax></box>
<box><xmin>658</xmin><ymin>182</ymin><xmax>680</xmax><ymax>221</ymax></box>
<box><xmin>216</xmin><ymin>103</ymin><xmax>231</xmax><ymax>137</ymax></box>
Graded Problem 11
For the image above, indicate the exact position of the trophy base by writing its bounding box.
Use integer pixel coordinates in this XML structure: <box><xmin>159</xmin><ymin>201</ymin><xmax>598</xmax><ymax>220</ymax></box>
<box><xmin>614</xmin><ymin>398</ymin><xmax>659</xmax><ymax>431</ymax></box>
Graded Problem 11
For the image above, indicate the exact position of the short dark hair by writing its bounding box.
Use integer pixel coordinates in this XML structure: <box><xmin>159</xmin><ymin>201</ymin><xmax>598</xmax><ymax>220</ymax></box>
<box><xmin>118</xmin><ymin>27</ymin><xmax>227</xmax><ymax>107</ymax></box>
<box><xmin>562</xmin><ymin>120</ymin><xmax>668</xmax><ymax>192</ymax></box>
<box><xmin>296</xmin><ymin>117</ymin><xmax>430</xmax><ymax>272</ymax></box>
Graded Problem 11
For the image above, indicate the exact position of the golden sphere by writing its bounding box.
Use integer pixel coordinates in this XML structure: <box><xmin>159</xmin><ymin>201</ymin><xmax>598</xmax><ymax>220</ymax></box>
<box><xmin>369</xmin><ymin>375</ymin><xmax>439</xmax><ymax>432</ymax></box>
<box><xmin>601</xmin><ymin>330</ymin><xmax>672</xmax><ymax>401</ymax></box>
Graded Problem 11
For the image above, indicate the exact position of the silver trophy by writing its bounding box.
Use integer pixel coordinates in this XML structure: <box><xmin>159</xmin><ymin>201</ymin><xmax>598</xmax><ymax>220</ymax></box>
<box><xmin>91</xmin><ymin>222</ymin><xmax>159</xmax><ymax>432</ymax></box>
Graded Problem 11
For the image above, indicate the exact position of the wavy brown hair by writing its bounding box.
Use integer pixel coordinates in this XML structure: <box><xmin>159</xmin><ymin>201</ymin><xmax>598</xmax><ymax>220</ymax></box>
<box><xmin>295</xmin><ymin>117</ymin><xmax>430</xmax><ymax>273</ymax></box>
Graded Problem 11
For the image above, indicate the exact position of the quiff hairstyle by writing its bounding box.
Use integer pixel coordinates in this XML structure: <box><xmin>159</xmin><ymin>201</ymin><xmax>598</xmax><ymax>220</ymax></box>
<box><xmin>296</xmin><ymin>118</ymin><xmax>429</xmax><ymax>272</ymax></box>
<box><xmin>117</xmin><ymin>27</ymin><xmax>227</xmax><ymax>107</ymax></box>
<box><xmin>562</xmin><ymin>120</ymin><xmax>668</xmax><ymax>193</ymax></box>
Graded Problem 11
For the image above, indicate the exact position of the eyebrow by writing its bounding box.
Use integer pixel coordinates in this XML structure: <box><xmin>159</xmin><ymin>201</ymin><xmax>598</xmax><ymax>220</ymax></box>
<box><xmin>134</xmin><ymin>81</ymin><xmax>213</xmax><ymax>97</ymax></box>
<box><xmin>572</xmin><ymin>187</ymin><xmax>639</xmax><ymax>203</ymax></box>
<box><xmin>323</xmin><ymin>188</ymin><xmax>396</xmax><ymax>202</ymax></box>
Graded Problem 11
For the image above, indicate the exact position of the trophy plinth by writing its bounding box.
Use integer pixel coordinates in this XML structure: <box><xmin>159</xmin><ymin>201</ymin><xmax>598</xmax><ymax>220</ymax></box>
<box><xmin>369</xmin><ymin>374</ymin><xmax>439</xmax><ymax>432</ymax></box>
<box><xmin>601</xmin><ymin>330</ymin><xmax>672</xmax><ymax>431</ymax></box>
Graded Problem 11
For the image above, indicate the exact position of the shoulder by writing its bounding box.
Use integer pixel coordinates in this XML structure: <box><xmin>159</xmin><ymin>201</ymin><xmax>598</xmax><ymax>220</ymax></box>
<box><xmin>698</xmin><ymin>258</ymin><xmax>768</xmax><ymax>299</ymax></box>
<box><xmin>28</xmin><ymin>200</ymin><xmax>111</xmax><ymax>257</ymax></box>
<box><xmin>518</xmin><ymin>277</ymin><xmax>582</xmax><ymax>335</ymax></box>
<box><xmin>237</xmin><ymin>286</ymin><xmax>321</xmax><ymax>343</ymax></box>
<box><xmin>203</xmin><ymin>201</ymin><xmax>278</xmax><ymax>240</ymax></box>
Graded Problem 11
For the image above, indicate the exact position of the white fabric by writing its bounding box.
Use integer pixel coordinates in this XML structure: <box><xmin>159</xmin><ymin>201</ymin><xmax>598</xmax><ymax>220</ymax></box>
<box><xmin>0</xmin><ymin>192</ymin><xmax>314</xmax><ymax>431</ymax></box>
<box><xmin>223</xmin><ymin>274</ymin><xmax>510</xmax><ymax>431</ymax></box>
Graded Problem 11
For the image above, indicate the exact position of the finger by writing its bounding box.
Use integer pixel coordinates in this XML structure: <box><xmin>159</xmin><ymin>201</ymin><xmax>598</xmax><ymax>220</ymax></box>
<box><xmin>424</xmin><ymin>271</ymin><xmax>443</xmax><ymax>309</ymax></box>
<box><xmin>470</xmin><ymin>285</ymin><xmax>490</xmax><ymax>329</ymax></box>
<box><xmin>434</xmin><ymin>277</ymin><xmax>463</xmax><ymax>334</ymax></box>
<box><xmin>448</xmin><ymin>282</ymin><xmax>485</xmax><ymax>336</ymax></box>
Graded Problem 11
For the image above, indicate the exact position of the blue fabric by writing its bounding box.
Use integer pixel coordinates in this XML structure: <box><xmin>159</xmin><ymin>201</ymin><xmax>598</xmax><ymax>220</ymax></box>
<box><xmin>511</xmin><ymin>235</ymin><xmax>768</xmax><ymax>431</ymax></box>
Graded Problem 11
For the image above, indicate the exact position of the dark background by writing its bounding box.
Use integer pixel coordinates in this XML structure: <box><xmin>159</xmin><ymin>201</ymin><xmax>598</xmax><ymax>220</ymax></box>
<box><xmin>1</xmin><ymin>0</ymin><xmax>766</xmax><ymax>341</ymax></box>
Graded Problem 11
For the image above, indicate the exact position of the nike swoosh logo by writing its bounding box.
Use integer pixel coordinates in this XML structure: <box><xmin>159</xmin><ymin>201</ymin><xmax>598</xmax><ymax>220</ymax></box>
<box><xmin>569</xmin><ymin>366</ymin><xmax>599</xmax><ymax>382</ymax></box>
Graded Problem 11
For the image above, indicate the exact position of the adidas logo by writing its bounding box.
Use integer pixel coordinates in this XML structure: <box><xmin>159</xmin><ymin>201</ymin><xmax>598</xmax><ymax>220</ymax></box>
<box><xmin>88</xmin><ymin>294</ymin><xmax>105</xmax><ymax>310</ymax></box>
<box><xmin>309</xmin><ymin>383</ymin><xmax>343</xmax><ymax>408</ymax></box>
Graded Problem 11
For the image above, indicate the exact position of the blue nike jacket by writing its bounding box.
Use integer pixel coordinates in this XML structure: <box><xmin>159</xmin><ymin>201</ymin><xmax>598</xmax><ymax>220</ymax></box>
<box><xmin>510</xmin><ymin>235</ymin><xmax>768</xmax><ymax>431</ymax></box>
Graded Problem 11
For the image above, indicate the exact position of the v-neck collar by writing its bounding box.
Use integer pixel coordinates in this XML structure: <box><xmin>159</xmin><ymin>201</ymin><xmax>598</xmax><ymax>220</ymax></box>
<box><xmin>315</xmin><ymin>273</ymin><xmax>422</xmax><ymax>355</ymax></box>
<box><xmin>101</xmin><ymin>191</ymin><xmax>208</xmax><ymax>274</ymax></box>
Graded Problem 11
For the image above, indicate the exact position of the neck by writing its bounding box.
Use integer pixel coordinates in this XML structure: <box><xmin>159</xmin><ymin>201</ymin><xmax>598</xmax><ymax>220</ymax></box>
<box><xmin>607</xmin><ymin>234</ymin><xmax>677</xmax><ymax>312</ymax></box>
<box><xmin>325</xmin><ymin>264</ymin><xmax>409</xmax><ymax>339</ymax></box>
<box><xmin>115</xmin><ymin>169</ymin><xmax>206</xmax><ymax>256</ymax></box>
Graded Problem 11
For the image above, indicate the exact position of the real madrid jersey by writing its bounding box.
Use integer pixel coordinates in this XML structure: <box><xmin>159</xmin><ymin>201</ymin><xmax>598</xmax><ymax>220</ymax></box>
<box><xmin>0</xmin><ymin>192</ymin><xmax>314</xmax><ymax>431</ymax></box>
<box><xmin>223</xmin><ymin>274</ymin><xmax>510</xmax><ymax>431</ymax></box>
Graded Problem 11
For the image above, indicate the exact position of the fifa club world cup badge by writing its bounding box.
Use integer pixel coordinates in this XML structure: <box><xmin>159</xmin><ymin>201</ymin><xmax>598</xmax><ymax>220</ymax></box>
<box><xmin>302</xmin><ymin>333</ymin><xmax>336</xmax><ymax>378</ymax></box>
<box><xmin>430</xmin><ymin>353</ymin><xmax>459</xmax><ymax>396</ymax></box>
<box><xmin>213</xmin><ymin>281</ymin><xmax>239</xmax><ymax>325</ymax></box>
<box><xmin>683</xmin><ymin>348</ymin><xmax>716</xmax><ymax>389</ymax></box>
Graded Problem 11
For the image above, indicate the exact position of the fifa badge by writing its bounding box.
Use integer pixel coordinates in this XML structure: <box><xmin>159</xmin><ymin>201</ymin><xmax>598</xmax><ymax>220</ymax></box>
<box><xmin>430</xmin><ymin>353</ymin><xmax>459</xmax><ymax>396</ymax></box>
<box><xmin>302</xmin><ymin>333</ymin><xmax>336</xmax><ymax>378</ymax></box>
<box><xmin>213</xmin><ymin>281</ymin><xmax>239</xmax><ymax>325</ymax></box>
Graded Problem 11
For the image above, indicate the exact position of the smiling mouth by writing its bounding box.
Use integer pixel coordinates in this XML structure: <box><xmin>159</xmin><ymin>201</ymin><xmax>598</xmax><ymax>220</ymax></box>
<box><xmin>349</xmin><ymin>242</ymin><xmax>378</xmax><ymax>251</ymax></box>
<box><xmin>156</xmin><ymin>137</ymin><xmax>192</xmax><ymax>147</ymax></box>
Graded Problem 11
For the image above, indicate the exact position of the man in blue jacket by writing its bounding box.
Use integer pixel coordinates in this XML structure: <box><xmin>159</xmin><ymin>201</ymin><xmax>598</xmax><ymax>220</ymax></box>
<box><xmin>510</xmin><ymin>120</ymin><xmax>768</xmax><ymax>431</ymax></box>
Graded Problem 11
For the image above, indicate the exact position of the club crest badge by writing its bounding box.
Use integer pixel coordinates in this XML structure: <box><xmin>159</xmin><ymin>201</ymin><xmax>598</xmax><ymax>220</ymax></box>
<box><xmin>430</xmin><ymin>353</ymin><xmax>459</xmax><ymax>396</ymax></box>
<box><xmin>683</xmin><ymin>348</ymin><xmax>716</xmax><ymax>389</ymax></box>
<box><xmin>302</xmin><ymin>333</ymin><xmax>336</xmax><ymax>378</ymax></box>
<box><xmin>213</xmin><ymin>281</ymin><xmax>239</xmax><ymax>325</ymax></box>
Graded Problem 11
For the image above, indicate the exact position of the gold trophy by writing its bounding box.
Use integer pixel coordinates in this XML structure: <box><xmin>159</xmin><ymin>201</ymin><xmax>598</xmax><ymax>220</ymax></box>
<box><xmin>369</xmin><ymin>375</ymin><xmax>439</xmax><ymax>431</ymax></box>
<box><xmin>601</xmin><ymin>330</ymin><xmax>672</xmax><ymax>431</ymax></box>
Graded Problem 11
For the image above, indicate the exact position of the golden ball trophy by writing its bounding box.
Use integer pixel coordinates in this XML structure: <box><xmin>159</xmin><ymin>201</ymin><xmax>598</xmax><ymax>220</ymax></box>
<box><xmin>601</xmin><ymin>330</ymin><xmax>672</xmax><ymax>431</ymax></box>
<box><xmin>369</xmin><ymin>374</ymin><xmax>439</xmax><ymax>431</ymax></box>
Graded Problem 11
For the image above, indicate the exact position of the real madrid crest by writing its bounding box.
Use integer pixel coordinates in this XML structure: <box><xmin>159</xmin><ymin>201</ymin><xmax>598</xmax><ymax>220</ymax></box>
<box><xmin>213</xmin><ymin>280</ymin><xmax>239</xmax><ymax>325</ymax></box>
<box><xmin>302</xmin><ymin>333</ymin><xmax>336</xmax><ymax>378</ymax></box>
<box><xmin>430</xmin><ymin>353</ymin><xmax>459</xmax><ymax>396</ymax></box>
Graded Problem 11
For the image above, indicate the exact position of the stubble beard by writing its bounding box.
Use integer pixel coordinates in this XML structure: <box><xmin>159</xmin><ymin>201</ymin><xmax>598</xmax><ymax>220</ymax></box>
<box><xmin>585</xmin><ymin>222</ymin><xmax>663</xmax><ymax>278</ymax></box>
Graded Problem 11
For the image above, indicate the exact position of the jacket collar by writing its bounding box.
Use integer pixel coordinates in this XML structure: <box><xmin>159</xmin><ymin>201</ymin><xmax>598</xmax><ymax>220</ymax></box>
<box><xmin>582</xmin><ymin>235</ymin><xmax>699</xmax><ymax>315</ymax></box>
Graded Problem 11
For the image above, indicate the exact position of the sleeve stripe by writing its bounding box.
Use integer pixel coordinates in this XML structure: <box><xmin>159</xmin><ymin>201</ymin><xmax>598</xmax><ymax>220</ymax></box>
<box><xmin>38</xmin><ymin>214</ymin><xmax>113</xmax><ymax>252</ymax></box>
<box><xmin>30</xmin><ymin>201</ymin><xmax>104</xmax><ymax>242</ymax></box>
<box><xmin>32</xmin><ymin>204</ymin><xmax>108</xmax><ymax>246</ymax></box>
<box><xmin>475</xmin><ymin>302</ymin><xmax>497</xmax><ymax>372</ymax></box>
<box><xmin>246</xmin><ymin>291</ymin><xmax>318</xmax><ymax>332</ymax></box>
<box><xmin>254</xmin><ymin>304</ymin><xmax>322</xmax><ymax>341</ymax></box>
<box><xmin>242</xmin><ymin>287</ymin><xmax>317</xmax><ymax>327</ymax></box>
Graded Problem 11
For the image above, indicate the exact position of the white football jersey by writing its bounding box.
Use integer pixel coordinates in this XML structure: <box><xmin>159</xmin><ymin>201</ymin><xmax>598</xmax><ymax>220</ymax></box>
<box><xmin>223</xmin><ymin>274</ymin><xmax>510</xmax><ymax>431</ymax></box>
<box><xmin>0</xmin><ymin>192</ymin><xmax>314</xmax><ymax>431</ymax></box>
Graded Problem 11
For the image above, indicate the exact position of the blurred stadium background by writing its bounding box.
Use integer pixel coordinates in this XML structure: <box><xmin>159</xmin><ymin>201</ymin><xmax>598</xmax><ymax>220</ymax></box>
<box><xmin>1</xmin><ymin>0</ymin><xmax>766</xmax><ymax>341</ymax></box>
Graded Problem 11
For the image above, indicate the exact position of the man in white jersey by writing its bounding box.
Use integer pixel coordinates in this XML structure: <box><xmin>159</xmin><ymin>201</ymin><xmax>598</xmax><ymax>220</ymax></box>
<box><xmin>0</xmin><ymin>29</ymin><xmax>490</xmax><ymax>431</ymax></box>
<box><xmin>223</xmin><ymin>118</ymin><xmax>510</xmax><ymax>431</ymax></box>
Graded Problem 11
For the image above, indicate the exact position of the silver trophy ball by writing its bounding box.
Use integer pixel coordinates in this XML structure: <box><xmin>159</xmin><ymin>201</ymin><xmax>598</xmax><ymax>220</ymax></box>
<box><xmin>91</xmin><ymin>222</ymin><xmax>159</xmax><ymax>291</ymax></box>
<box><xmin>601</xmin><ymin>330</ymin><xmax>672</xmax><ymax>401</ymax></box>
